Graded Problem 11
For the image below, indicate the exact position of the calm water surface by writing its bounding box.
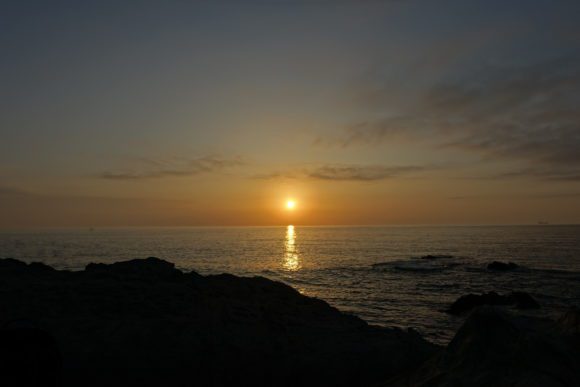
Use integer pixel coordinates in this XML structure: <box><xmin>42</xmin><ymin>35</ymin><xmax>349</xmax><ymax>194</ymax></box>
<box><xmin>1</xmin><ymin>225</ymin><xmax>579</xmax><ymax>344</ymax></box>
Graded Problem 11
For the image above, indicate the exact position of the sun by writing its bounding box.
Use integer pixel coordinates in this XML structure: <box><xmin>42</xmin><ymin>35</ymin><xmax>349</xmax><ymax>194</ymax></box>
<box><xmin>286</xmin><ymin>200</ymin><xmax>296</xmax><ymax>210</ymax></box>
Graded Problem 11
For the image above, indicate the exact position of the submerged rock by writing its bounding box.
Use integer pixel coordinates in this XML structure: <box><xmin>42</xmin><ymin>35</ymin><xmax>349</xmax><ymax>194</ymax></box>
<box><xmin>487</xmin><ymin>261</ymin><xmax>519</xmax><ymax>271</ymax></box>
<box><xmin>420</xmin><ymin>254</ymin><xmax>453</xmax><ymax>260</ymax></box>
<box><xmin>446</xmin><ymin>291</ymin><xmax>540</xmax><ymax>314</ymax></box>
<box><xmin>392</xmin><ymin>260</ymin><xmax>445</xmax><ymax>272</ymax></box>
<box><xmin>384</xmin><ymin>307</ymin><xmax>580</xmax><ymax>387</ymax></box>
<box><xmin>373</xmin><ymin>259</ymin><xmax>456</xmax><ymax>273</ymax></box>
<box><xmin>0</xmin><ymin>257</ymin><xmax>437</xmax><ymax>387</ymax></box>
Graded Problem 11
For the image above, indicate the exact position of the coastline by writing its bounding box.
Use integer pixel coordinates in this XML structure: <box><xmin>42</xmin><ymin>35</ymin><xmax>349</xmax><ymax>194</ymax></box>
<box><xmin>1</xmin><ymin>257</ymin><xmax>578</xmax><ymax>386</ymax></box>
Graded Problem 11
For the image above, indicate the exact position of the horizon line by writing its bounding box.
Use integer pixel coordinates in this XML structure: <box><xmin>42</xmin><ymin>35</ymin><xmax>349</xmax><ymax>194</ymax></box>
<box><xmin>1</xmin><ymin>223</ymin><xmax>579</xmax><ymax>230</ymax></box>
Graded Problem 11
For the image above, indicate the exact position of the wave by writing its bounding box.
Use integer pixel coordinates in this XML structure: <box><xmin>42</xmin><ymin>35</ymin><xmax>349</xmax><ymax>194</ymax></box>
<box><xmin>372</xmin><ymin>255</ymin><xmax>466</xmax><ymax>273</ymax></box>
<box><xmin>373</xmin><ymin>260</ymin><xmax>460</xmax><ymax>273</ymax></box>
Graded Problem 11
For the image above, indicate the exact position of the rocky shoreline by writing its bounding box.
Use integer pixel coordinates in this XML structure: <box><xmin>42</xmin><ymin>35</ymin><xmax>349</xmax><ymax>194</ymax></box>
<box><xmin>1</xmin><ymin>257</ymin><xmax>578</xmax><ymax>386</ymax></box>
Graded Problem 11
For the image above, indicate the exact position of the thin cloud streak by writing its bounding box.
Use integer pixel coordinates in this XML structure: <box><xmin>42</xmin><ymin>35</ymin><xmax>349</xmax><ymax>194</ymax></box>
<box><xmin>100</xmin><ymin>156</ymin><xmax>244</xmax><ymax>180</ymax></box>
<box><xmin>449</xmin><ymin>192</ymin><xmax>580</xmax><ymax>200</ymax></box>
<box><xmin>0</xmin><ymin>186</ymin><xmax>30</xmax><ymax>196</ymax></box>
<box><xmin>253</xmin><ymin>164</ymin><xmax>429</xmax><ymax>182</ymax></box>
<box><xmin>306</xmin><ymin>164</ymin><xmax>425</xmax><ymax>181</ymax></box>
<box><xmin>491</xmin><ymin>168</ymin><xmax>580</xmax><ymax>182</ymax></box>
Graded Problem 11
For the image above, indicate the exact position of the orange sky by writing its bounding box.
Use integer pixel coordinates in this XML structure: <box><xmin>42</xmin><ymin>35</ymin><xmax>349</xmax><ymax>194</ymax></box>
<box><xmin>1</xmin><ymin>1</ymin><xmax>580</xmax><ymax>227</ymax></box>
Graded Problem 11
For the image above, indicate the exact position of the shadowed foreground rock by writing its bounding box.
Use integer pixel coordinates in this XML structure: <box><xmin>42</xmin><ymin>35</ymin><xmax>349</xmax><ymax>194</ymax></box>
<box><xmin>487</xmin><ymin>261</ymin><xmax>519</xmax><ymax>271</ymax></box>
<box><xmin>0</xmin><ymin>258</ymin><xmax>436</xmax><ymax>387</ymax></box>
<box><xmin>384</xmin><ymin>306</ymin><xmax>580</xmax><ymax>387</ymax></box>
<box><xmin>446</xmin><ymin>291</ymin><xmax>540</xmax><ymax>314</ymax></box>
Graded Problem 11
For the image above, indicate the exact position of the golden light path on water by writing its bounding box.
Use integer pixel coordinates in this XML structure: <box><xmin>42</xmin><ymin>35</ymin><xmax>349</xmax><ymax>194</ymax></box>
<box><xmin>283</xmin><ymin>225</ymin><xmax>301</xmax><ymax>271</ymax></box>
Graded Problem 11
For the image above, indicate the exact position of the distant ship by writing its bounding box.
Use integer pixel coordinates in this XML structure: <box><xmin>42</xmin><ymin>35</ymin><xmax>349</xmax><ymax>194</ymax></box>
<box><xmin>537</xmin><ymin>221</ymin><xmax>549</xmax><ymax>225</ymax></box>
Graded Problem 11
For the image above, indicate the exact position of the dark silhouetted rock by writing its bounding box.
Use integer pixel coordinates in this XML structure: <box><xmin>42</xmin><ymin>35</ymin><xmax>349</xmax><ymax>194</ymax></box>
<box><xmin>511</xmin><ymin>291</ymin><xmax>540</xmax><ymax>309</ymax></box>
<box><xmin>447</xmin><ymin>292</ymin><xmax>508</xmax><ymax>314</ymax></box>
<box><xmin>0</xmin><ymin>259</ymin><xmax>56</xmax><ymax>277</ymax></box>
<box><xmin>420</xmin><ymin>254</ymin><xmax>453</xmax><ymax>260</ymax></box>
<box><xmin>0</xmin><ymin>258</ymin><xmax>27</xmax><ymax>270</ymax></box>
<box><xmin>28</xmin><ymin>261</ymin><xmax>56</xmax><ymax>273</ymax></box>
<box><xmin>487</xmin><ymin>261</ymin><xmax>519</xmax><ymax>271</ymax></box>
<box><xmin>85</xmin><ymin>256</ymin><xmax>183</xmax><ymax>280</ymax></box>
<box><xmin>447</xmin><ymin>291</ymin><xmax>539</xmax><ymax>314</ymax></box>
<box><xmin>383</xmin><ymin>307</ymin><xmax>580</xmax><ymax>387</ymax></box>
<box><xmin>0</xmin><ymin>324</ymin><xmax>62</xmax><ymax>387</ymax></box>
<box><xmin>0</xmin><ymin>258</ymin><xmax>437</xmax><ymax>387</ymax></box>
<box><xmin>557</xmin><ymin>308</ymin><xmax>580</xmax><ymax>337</ymax></box>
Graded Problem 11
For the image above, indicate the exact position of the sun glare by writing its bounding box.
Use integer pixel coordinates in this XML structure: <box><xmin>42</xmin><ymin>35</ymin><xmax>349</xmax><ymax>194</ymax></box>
<box><xmin>286</xmin><ymin>200</ymin><xmax>296</xmax><ymax>210</ymax></box>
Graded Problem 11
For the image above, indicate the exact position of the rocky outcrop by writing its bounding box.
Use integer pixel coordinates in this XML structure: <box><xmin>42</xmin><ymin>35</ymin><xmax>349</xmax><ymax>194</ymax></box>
<box><xmin>85</xmin><ymin>256</ymin><xmax>184</xmax><ymax>280</ymax></box>
<box><xmin>0</xmin><ymin>258</ymin><xmax>436</xmax><ymax>387</ymax></box>
<box><xmin>487</xmin><ymin>261</ymin><xmax>519</xmax><ymax>271</ymax></box>
<box><xmin>446</xmin><ymin>291</ymin><xmax>540</xmax><ymax>314</ymax></box>
<box><xmin>3</xmin><ymin>258</ymin><xmax>575</xmax><ymax>387</ymax></box>
<box><xmin>384</xmin><ymin>307</ymin><xmax>580</xmax><ymax>387</ymax></box>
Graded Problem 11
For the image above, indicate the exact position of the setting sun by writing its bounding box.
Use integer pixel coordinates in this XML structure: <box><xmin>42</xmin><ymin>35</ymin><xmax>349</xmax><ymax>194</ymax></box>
<box><xmin>286</xmin><ymin>200</ymin><xmax>296</xmax><ymax>210</ymax></box>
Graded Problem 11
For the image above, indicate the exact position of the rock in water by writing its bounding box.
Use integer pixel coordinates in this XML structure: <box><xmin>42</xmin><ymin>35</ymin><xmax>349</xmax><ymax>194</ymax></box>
<box><xmin>487</xmin><ymin>261</ymin><xmax>519</xmax><ymax>271</ymax></box>
<box><xmin>383</xmin><ymin>307</ymin><xmax>580</xmax><ymax>387</ymax></box>
<box><xmin>446</xmin><ymin>291</ymin><xmax>539</xmax><ymax>314</ymax></box>
<box><xmin>0</xmin><ymin>258</ymin><xmax>437</xmax><ymax>387</ymax></box>
<box><xmin>446</xmin><ymin>292</ymin><xmax>509</xmax><ymax>314</ymax></box>
<box><xmin>420</xmin><ymin>255</ymin><xmax>453</xmax><ymax>260</ymax></box>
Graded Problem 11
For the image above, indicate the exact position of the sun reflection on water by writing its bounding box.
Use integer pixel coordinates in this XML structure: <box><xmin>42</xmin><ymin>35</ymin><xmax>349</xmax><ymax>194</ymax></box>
<box><xmin>283</xmin><ymin>225</ymin><xmax>301</xmax><ymax>271</ymax></box>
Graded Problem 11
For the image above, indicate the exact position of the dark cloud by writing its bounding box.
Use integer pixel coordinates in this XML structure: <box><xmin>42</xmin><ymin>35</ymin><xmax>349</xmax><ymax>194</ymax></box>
<box><xmin>306</xmin><ymin>164</ymin><xmax>424</xmax><ymax>181</ymax></box>
<box><xmin>100</xmin><ymin>156</ymin><xmax>244</xmax><ymax>180</ymax></box>
<box><xmin>318</xmin><ymin>55</ymin><xmax>580</xmax><ymax>179</ymax></box>
<box><xmin>0</xmin><ymin>186</ymin><xmax>29</xmax><ymax>196</ymax></box>
<box><xmin>251</xmin><ymin>171</ymin><xmax>300</xmax><ymax>180</ymax></box>
<box><xmin>313</xmin><ymin>118</ymin><xmax>422</xmax><ymax>148</ymax></box>
<box><xmin>491</xmin><ymin>168</ymin><xmax>580</xmax><ymax>182</ymax></box>
<box><xmin>254</xmin><ymin>164</ymin><xmax>428</xmax><ymax>181</ymax></box>
<box><xmin>449</xmin><ymin>192</ymin><xmax>580</xmax><ymax>200</ymax></box>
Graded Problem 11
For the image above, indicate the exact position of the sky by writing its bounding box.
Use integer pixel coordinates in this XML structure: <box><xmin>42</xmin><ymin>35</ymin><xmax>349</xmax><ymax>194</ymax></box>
<box><xmin>1</xmin><ymin>0</ymin><xmax>579</xmax><ymax>227</ymax></box>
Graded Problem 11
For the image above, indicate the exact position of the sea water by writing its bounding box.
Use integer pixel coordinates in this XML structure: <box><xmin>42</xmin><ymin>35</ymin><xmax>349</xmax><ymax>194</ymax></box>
<box><xmin>1</xmin><ymin>225</ymin><xmax>579</xmax><ymax>344</ymax></box>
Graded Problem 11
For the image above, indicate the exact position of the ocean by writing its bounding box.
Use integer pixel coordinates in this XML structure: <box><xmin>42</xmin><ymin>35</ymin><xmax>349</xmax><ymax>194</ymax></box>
<box><xmin>1</xmin><ymin>225</ymin><xmax>579</xmax><ymax>344</ymax></box>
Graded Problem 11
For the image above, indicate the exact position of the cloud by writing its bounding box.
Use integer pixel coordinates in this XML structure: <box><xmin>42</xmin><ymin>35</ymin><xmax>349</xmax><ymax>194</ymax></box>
<box><xmin>306</xmin><ymin>164</ymin><xmax>424</xmax><ymax>181</ymax></box>
<box><xmin>0</xmin><ymin>186</ymin><xmax>29</xmax><ymax>196</ymax></box>
<box><xmin>254</xmin><ymin>163</ymin><xmax>428</xmax><ymax>181</ymax></box>
<box><xmin>313</xmin><ymin>118</ymin><xmax>423</xmax><ymax>148</ymax></box>
<box><xmin>317</xmin><ymin>55</ymin><xmax>580</xmax><ymax>179</ymax></box>
<box><xmin>100</xmin><ymin>156</ymin><xmax>244</xmax><ymax>180</ymax></box>
<box><xmin>449</xmin><ymin>192</ymin><xmax>580</xmax><ymax>200</ymax></box>
<box><xmin>490</xmin><ymin>168</ymin><xmax>580</xmax><ymax>182</ymax></box>
<box><xmin>251</xmin><ymin>171</ymin><xmax>300</xmax><ymax>180</ymax></box>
